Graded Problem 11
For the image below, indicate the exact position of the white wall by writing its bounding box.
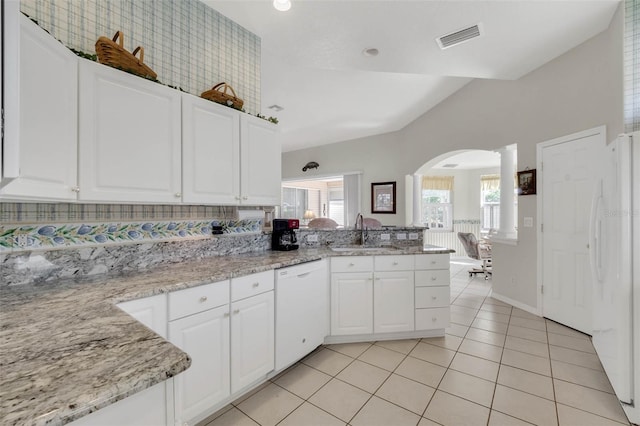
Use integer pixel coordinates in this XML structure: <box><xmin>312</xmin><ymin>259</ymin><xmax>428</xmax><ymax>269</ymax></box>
<box><xmin>282</xmin><ymin>5</ymin><xmax>623</xmax><ymax>310</ymax></box>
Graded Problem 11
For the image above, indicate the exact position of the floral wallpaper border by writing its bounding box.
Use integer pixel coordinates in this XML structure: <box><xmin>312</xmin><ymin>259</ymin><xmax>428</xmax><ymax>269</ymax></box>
<box><xmin>0</xmin><ymin>219</ymin><xmax>263</xmax><ymax>251</ymax></box>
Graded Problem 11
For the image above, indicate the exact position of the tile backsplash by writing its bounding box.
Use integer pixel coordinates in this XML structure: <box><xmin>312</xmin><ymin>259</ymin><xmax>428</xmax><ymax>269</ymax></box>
<box><xmin>21</xmin><ymin>0</ymin><xmax>261</xmax><ymax>114</ymax></box>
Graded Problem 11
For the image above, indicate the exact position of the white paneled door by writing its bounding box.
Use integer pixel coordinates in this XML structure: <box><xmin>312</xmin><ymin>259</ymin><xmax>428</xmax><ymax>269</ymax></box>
<box><xmin>540</xmin><ymin>126</ymin><xmax>605</xmax><ymax>334</ymax></box>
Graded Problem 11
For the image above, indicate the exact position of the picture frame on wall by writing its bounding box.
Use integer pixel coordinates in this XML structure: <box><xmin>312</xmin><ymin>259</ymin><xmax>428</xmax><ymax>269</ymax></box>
<box><xmin>517</xmin><ymin>169</ymin><xmax>537</xmax><ymax>195</ymax></box>
<box><xmin>371</xmin><ymin>182</ymin><xmax>396</xmax><ymax>214</ymax></box>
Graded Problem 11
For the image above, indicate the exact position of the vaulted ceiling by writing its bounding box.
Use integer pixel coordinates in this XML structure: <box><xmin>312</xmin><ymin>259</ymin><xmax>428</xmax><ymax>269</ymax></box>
<box><xmin>204</xmin><ymin>1</ymin><xmax>620</xmax><ymax>152</ymax></box>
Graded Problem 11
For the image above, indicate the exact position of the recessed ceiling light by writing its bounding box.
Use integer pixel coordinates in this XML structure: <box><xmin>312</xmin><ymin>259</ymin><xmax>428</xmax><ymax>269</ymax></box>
<box><xmin>362</xmin><ymin>48</ymin><xmax>379</xmax><ymax>57</ymax></box>
<box><xmin>268</xmin><ymin>104</ymin><xmax>284</xmax><ymax>112</ymax></box>
<box><xmin>273</xmin><ymin>0</ymin><xmax>291</xmax><ymax>12</ymax></box>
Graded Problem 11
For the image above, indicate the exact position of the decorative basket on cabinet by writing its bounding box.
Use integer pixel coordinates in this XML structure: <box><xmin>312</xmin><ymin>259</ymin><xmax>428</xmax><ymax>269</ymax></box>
<box><xmin>95</xmin><ymin>31</ymin><xmax>158</xmax><ymax>80</ymax></box>
<box><xmin>201</xmin><ymin>83</ymin><xmax>244</xmax><ymax>110</ymax></box>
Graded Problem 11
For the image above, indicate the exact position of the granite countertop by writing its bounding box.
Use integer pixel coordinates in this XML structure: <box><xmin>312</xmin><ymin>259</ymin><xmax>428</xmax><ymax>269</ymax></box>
<box><xmin>0</xmin><ymin>245</ymin><xmax>452</xmax><ymax>426</ymax></box>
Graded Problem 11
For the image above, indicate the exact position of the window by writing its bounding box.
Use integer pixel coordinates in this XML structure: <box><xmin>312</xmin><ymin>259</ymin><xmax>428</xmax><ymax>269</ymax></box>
<box><xmin>281</xmin><ymin>187</ymin><xmax>307</xmax><ymax>220</ymax></box>
<box><xmin>481</xmin><ymin>174</ymin><xmax>500</xmax><ymax>231</ymax></box>
<box><xmin>280</xmin><ymin>175</ymin><xmax>358</xmax><ymax>227</ymax></box>
<box><xmin>421</xmin><ymin>176</ymin><xmax>453</xmax><ymax>231</ymax></box>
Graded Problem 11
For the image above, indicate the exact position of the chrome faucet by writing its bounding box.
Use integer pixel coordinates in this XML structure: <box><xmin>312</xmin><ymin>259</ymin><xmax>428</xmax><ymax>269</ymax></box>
<box><xmin>355</xmin><ymin>213</ymin><xmax>367</xmax><ymax>246</ymax></box>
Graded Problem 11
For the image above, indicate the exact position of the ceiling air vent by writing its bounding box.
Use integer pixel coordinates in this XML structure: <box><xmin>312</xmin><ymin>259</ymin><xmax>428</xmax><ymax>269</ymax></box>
<box><xmin>437</xmin><ymin>23</ymin><xmax>482</xmax><ymax>50</ymax></box>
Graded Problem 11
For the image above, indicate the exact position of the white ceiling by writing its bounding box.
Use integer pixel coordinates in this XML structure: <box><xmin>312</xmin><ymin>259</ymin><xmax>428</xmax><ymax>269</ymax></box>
<box><xmin>204</xmin><ymin>0</ymin><xmax>619</xmax><ymax>152</ymax></box>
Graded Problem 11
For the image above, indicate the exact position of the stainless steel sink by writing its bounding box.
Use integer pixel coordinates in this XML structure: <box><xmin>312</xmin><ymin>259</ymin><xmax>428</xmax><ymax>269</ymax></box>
<box><xmin>330</xmin><ymin>246</ymin><xmax>396</xmax><ymax>252</ymax></box>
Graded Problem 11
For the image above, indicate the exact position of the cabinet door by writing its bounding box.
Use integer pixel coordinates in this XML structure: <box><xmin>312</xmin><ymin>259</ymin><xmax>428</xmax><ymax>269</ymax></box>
<box><xmin>117</xmin><ymin>294</ymin><xmax>167</xmax><ymax>339</ymax></box>
<box><xmin>374</xmin><ymin>271</ymin><xmax>415</xmax><ymax>333</ymax></box>
<box><xmin>331</xmin><ymin>272</ymin><xmax>373</xmax><ymax>336</ymax></box>
<box><xmin>182</xmin><ymin>95</ymin><xmax>240</xmax><ymax>204</ymax></box>
<box><xmin>1</xmin><ymin>16</ymin><xmax>77</xmax><ymax>200</ymax></box>
<box><xmin>68</xmin><ymin>380</ymin><xmax>170</xmax><ymax>426</ymax></box>
<box><xmin>240</xmin><ymin>116</ymin><xmax>280</xmax><ymax>205</ymax></box>
<box><xmin>231</xmin><ymin>291</ymin><xmax>274</xmax><ymax>394</ymax></box>
<box><xmin>78</xmin><ymin>60</ymin><xmax>181</xmax><ymax>203</ymax></box>
<box><xmin>275</xmin><ymin>261</ymin><xmax>328</xmax><ymax>371</ymax></box>
<box><xmin>168</xmin><ymin>306</ymin><xmax>230</xmax><ymax>424</ymax></box>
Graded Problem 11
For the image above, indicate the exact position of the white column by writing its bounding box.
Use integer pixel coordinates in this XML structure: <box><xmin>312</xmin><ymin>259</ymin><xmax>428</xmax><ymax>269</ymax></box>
<box><xmin>413</xmin><ymin>174</ymin><xmax>423</xmax><ymax>227</ymax></box>
<box><xmin>496</xmin><ymin>145</ymin><xmax>517</xmax><ymax>239</ymax></box>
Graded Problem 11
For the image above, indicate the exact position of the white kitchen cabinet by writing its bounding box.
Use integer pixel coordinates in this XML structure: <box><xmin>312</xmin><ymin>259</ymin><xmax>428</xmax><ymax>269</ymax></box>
<box><xmin>68</xmin><ymin>380</ymin><xmax>171</xmax><ymax>426</ymax></box>
<box><xmin>374</xmin><ymin>271</ymin><xmax>415</xmax><ymax>333</ymax></box>
<box><xmin>1</xmin><ymin>15</ymin><xmax>78</xmax><ymax>201</ymax></box>
<box><xmin>182</xmin><ymin>95</ymin><xmax>240</xmax><ymax>204</ymax></box>
<box><xmin>182</xmin><ymin>94</ymin><xmax>279</xmax><ymax>205</ymax></box>
<box><xmin>78</xmin><ymin>59</ymin><xmax>181</xmax><ymax>203</ymax></box>
<box><xmin>230</xmin><ymin>290</ymin><xmax>275</xmax><ymax>393</ymax></box>
<box><xmin>117</xmin><ymin>293</ymin><xmax>167</xmax><ymax>339</ymax></box>
<box><xmin>1</xmin><ymin>0</ymin><xmax>21</xmax><ymax>183</ymax></box>
<box><xmin>331</xmin><ymin>271</ymin><xmax>374</xmax><ymax>336</ymax></box>
<box><xmin>414</xmin><ymin>254</ymin><xmax>451</xmax><ymax>331</ymax></box>
<box><xmin>168</xmin><ymin>280</ymin><xmax>230</xmax><ymax>425</ymax></box>
<box><xmin>240</xmin><ymin>115</ymin><xmax>281</xmax><ymax>205</ymax></box>
<box><xmin>275</xmin><ymin>260</ymin><xmax>328</xmax><ymax>371</ymax></box>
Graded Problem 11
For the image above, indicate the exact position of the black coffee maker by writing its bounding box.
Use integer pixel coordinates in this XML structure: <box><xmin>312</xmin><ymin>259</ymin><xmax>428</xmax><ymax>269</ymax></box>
<box><xmin>272</xmin><ymin>219</ymin><xmax>299</xmax><ymax>251</ymax></box>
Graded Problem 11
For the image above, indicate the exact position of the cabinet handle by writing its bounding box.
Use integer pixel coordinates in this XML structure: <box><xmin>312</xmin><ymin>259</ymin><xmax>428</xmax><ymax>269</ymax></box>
<box><xmin>349</xmin><ymin>262</ymin><xmax>355</xmax><ymax>266</ymax></box>
<box><xmin>71</xmin><ymin>187</ymin><xmax>80</xmax><ymax>193</ymax></box>
<box><xmin>302</xmin><ymin>338</ymin><xmax>306</xmax><ymax>343</ymax></box>
<box><xmin>233</xmin><ymin>309</ymin><xmax>240</xmax><ymax>314</ymax></box>
<box><xmin>235</xmin><ymin>196</ymin><xmax>241</xmax><ymax>200</ymax></box>
<box><xmin>375</xmin><ymin>277</ymin><xmax>381</xmax><ymax>281</ymax></box>
<box><xmin>432</xmin><ymin>317</ymin><xmax>437</xmax><ymax>322</ymax></box>
<box><xmin>242</xmin><ymin>196</ymin><xmax>248</xmax><ymax>200</ymax></box>
<box><xmin>224</xmin><ymin>312</ymin><xmax>230</xmax><ymax>318</ymax></box>
<box><xmin>199</xmin><ymin>296</ymin><xmax>208</xmax><ymax>302</ymax></box>
<box><xmin>431</xmin><ymin>261</ymin><xmax>437</xmax><ymax>265</ymax></box>
<box><xmin>432</xmin><ymin>296</ymin><xmax>437</xmax><ymax>300</ymax></box>
<box><xmin>393</xmin><ymin>261</ymin><xmax>398</xmax><ymax>265</ymax></box>
<box><xmin>175</xmin><ymin>193</ymin><xmax>181</xmax><ymax>198</ymax></box>
<box><xmin>431</xmin><ymin>276</ymin><xmax>437</xmax><ymax>281</ymax></box>
<box><xmin>252</xmin><ymin>282</ymin><xmax>260</xmax><ymax>288</ymax></box>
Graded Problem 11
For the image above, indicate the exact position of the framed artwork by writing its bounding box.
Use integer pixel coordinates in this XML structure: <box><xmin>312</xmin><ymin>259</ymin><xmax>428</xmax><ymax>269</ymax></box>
<box><xmin>371</xmin><ymin>181</ymin><xmax>396</xmax><ymax>214</ymax></box>
<box><xmin>517</xmin><ymin>169</ymin><xmax>537</xmax><ymax>195</ymax></box>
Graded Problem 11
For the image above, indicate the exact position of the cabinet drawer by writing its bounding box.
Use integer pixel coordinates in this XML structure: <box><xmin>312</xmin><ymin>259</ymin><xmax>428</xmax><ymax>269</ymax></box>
<box><xmin>415</xmin><ymin>307</ymin><xmax>450</xmax><ymax>330</ymax></box>
<box><xmin>415</xmin><ymin>286</ymin><xmax>450</xmax><ymax>308</ymax></box>
<box><xmin>169</xmin><ymin>280</ymin><xmax>230</xmax><ymax>321</ymax></box>
<box><xmin>374</xmin><ymin>255</ymin><xmax>414</xmax><ymax>271</ymax></box>
<box><xmin>414</xmin><ymin>254</ymin><xmax>450</xmax><ymax>270</ymax></box>
<box><xmin>415</xmin><ymin>270</ymin><xmax>450</xmax><ymax>287</ymax></box>
<box><xmin>232</xmin><ymin>270</ymin><xmax>275</xmax><ymax>302</ymax></box>
<box><xmin>331</xmin><ymin>256</ymin><xmax>373</xmax><ymax>273</ymax></box>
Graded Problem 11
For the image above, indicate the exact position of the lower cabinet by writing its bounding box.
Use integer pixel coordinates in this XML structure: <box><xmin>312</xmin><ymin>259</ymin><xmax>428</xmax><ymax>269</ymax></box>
<box><xmin>169</xmin><ymin>305</ymin><xmax>230</xmax><ymax>424</ymax></box>
<box><xmin>68</xmin><ymin>380</ymin><xmax>171</xmax><ymax>426</ymax></box>
<box><xmin>331</xmin><ymin>271</ymin><xmax>373</xmax><ymax>336</ymax></box>
<box><xmin>275</xmin><ymin>260</ymin><xmax>328</xmax><ymax>371</ymax></box>
<box><xmin>374</xmin><ymin>271</ymin><xmax>415</xmax><ymax>333</ymax></box>
<box><xmin>230</xmin><ymin>291</ymin><xmax>275</xmax><ymax>394</ymax></box>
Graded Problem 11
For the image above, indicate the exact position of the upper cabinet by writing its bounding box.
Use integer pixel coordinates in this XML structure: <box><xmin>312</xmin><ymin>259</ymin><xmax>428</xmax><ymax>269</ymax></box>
<box><xmin>78</xmin><ymin>60</ymin><xmax>182</xmax><ymax>203</ymax></box>
<box><xmin>240</xmin><ymin>115</ymin><xmax>281</xmax><ymax>206</ymax></box>
<box><xmin>182</xmin><ymin>94</ymin><xmax>280</xmax><ymax>205</ymax></box>
<box><xmin>0</xmin><ymin>15</ymin><xmax>78</xmax><ymax>201</ymax></box>
<box><xmin>1</xmin><ymin>15</ymin><xmax>280</xmax><ymax>206</ymax></box>
<box><xmin>182</xmin><ymin>95</ymin><xmax>240</xmax><ymax>204</ymax></box>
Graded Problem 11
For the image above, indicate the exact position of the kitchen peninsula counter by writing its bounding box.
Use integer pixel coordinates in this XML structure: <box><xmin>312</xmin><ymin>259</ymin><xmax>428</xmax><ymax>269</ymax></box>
<box><xmin>0</xmin><ymin>245</ymin><xmax>452</xmax><ymax>426</ymax></box>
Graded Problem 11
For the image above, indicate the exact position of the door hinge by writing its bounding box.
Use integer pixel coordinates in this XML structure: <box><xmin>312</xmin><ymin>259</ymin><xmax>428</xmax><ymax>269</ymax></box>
<box><xmin>540</xmin><ymin>223</ymin><xmax>543</xmax><ymax>232</ymax></box>
<box><xmin>541</xmin><ymin>285</ymin><xmax>544</xmax><ymax>294</ymax></box>
<box><xmin>540</xmin><ymin>162</ymin><xmax>543</xmax><ymax>171</ymax></box>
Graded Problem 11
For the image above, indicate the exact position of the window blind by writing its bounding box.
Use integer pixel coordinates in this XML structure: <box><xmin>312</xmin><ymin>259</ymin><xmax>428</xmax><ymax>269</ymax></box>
<box><xmin>422</xmin><ymin>176</ymin><xmax>454</xmax><ymax>191</ymax></box>
<box><xmin>480</xmin><ymin>175</ymin><xmax>500</xmax><ymax>191</ymax></box>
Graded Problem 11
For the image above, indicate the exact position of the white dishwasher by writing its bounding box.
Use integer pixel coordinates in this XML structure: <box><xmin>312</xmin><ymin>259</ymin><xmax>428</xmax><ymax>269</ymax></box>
<box><xmin>274</xmin><ymin>259</ymin><xmax>328</xmax><ymax>371</ymax></box>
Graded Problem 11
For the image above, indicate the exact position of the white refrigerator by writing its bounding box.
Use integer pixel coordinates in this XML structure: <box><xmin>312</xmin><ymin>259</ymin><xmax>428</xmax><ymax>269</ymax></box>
<box><xmin>591</xmin><ymin>131</ymin><xmax>639</xmax><ymax>424</ymax></box>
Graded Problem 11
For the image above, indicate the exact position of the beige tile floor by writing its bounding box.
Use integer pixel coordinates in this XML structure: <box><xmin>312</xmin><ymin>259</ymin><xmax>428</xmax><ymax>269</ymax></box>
<box><xmin>201</xmin><ymin>258</ymin><xmax>632</xmax><ymax>426</ymax></box>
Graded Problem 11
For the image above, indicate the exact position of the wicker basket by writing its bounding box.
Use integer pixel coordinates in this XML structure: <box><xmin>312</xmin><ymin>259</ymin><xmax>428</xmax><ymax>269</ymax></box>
<box><xmin>95</xmin><ymin>31</ymin><xmax>157</xmax><ymax>80</ymax></box>
<box><xmin>201</xmin><ymin>83</ymin><xmax>244</xmax><ymax>110</ymax></box>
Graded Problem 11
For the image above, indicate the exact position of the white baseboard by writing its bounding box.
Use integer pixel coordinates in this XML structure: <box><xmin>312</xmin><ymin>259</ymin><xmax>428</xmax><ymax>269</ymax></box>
<box><xmin>489</xmin><ymin>290</ymin><xmax>541</xmax><ymax>316</ymax></box>
<box><xmin>324</xmin><ymin>329</ymin><xmax>445</xmax><ymax>345</ymax></box>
